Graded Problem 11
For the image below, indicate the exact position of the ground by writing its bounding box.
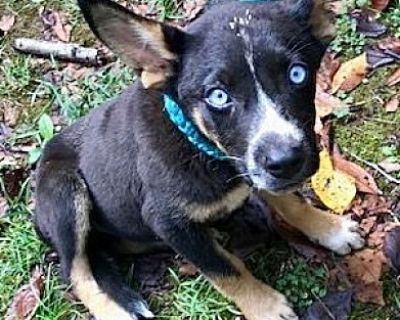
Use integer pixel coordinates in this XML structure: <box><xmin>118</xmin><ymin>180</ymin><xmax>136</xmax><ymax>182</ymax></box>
<box><xmin>0</xmin><ymin>0</ymin><xmax>399</xmax><ymax>319</ymax></box>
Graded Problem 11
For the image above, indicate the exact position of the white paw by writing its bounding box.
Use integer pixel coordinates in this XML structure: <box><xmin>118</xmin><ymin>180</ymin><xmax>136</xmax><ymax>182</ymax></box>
<box><xmin>243</xmin><ymin>289</ymin><xmax>298</xmax><ymax>320</ymax></box>
<box><xmin>315</xmin><ymin>216</ymin><xmax>365</xmax><ymax>255</ymax></box>
<box><xmin>268</xmin><ymin>292</ymin><xmax>298</xmax><ymax>320</ymax></box>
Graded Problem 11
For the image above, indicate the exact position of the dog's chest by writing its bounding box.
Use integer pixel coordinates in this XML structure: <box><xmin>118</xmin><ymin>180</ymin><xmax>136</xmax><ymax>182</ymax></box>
<box><xmin>186</xmin><ymin>184</ymin><xmax>251</xmax><ymax>223</ymax></box>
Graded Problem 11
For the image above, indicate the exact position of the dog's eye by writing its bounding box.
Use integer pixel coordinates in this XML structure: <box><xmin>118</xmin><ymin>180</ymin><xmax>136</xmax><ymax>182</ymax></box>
<box><xmin>288</xmin><ymin>63</ymin><xmax>308</xmax><ymax>86</ymax></box>
<box><xmin>205</xmin><ymin>88</ymin><xmax>232</xmax><ymax>110</ymax></box>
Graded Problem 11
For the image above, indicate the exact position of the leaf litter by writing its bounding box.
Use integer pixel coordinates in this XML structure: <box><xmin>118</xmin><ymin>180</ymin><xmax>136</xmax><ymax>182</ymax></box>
<box><xmin>5</xmin><ymin>266</ymin><xmax>45</xmax><ymax>320</ymax></box>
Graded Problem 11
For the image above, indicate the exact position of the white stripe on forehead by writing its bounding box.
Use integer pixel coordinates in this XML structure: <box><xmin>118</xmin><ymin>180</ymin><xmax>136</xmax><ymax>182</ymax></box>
<box><xmin>243</xmin><ymin>39</ymin><xmax>302</xmax><ymax>140</ymax></box>
<box><xmin>244</xmin><ymin>38</ymin><xmax>303</xmax><ymax>175</ymax></box>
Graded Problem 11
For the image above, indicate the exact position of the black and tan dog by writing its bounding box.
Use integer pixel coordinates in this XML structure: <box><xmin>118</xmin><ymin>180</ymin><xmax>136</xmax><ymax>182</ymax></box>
<box><xmin>35</xmin><ymin>0</ymin><xmax>365</xmax><ymax>319</ymax></box>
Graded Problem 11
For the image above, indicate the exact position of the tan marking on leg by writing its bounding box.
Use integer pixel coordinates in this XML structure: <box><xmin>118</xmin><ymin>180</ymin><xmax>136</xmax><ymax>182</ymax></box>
<box><xmin>71</xmin><ymin>256</ymin><xmax>136</xmax><ymax>320</ymax></box>
<box><xmin>186</xmin><ymin>184</ymin><xmax>250</xmax><ymax>222</ymax></box>
<box><xmin>208</xmin><ymin>246</ymin><xmax>297</xmax><ymax>320</ymax></box>
<box><xmin>260</xmin><ymin>192</ymin><xmax>364</xmax><ymax>255</ymax></box>
<box><xmin>71</xmin><ymin>182</ymin><xmax>136</xmax><ymax>320</ymax></box>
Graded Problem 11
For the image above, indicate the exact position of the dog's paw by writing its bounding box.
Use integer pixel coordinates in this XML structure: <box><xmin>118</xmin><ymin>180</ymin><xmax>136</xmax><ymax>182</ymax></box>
<box><xmin>316</xmin><ymin>216</ymin><xmax>365</xmax><ymax>255</ymax></box>
<box><xmin>92</xmin><ymin>299</ymin><xmax>154</xmax><ymax>320</ymax></box>
<box><xmin>241</xmin><ymin>286</ymin><xmax>298</xmax><ymax>320</ymax></box>
<box><xmin>269</xmin><ymin>293</ymin><xmax>298</xmax><ymax>320</ymax></box>
<box><xmin>127</xmin><ymin>300</ymin><xmax>154</xmax><ymax>319</ymax></box>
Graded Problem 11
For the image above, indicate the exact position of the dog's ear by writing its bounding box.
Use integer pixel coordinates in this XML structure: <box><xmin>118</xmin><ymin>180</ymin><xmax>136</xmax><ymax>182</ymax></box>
<box><xmin>78</xmin><ymin>0</ymin><xmax>186</xmax><ymax>88</ymax></box>
<box><xmin>290</xmin><ymin>0</ymin><xmax>336</xmax><ymax>43</ymax></box>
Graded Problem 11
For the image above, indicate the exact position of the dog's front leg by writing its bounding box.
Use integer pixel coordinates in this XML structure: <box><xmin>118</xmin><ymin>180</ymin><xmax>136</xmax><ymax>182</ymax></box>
<box><xmin>259</xmin><ymin>192</ymin><xmax>365</xmax><ymax>255</ymax></box>
<box><xmin>144</xmin><ymin>207</ymin><xmax>297</xmax><ymax>320</ymax></box>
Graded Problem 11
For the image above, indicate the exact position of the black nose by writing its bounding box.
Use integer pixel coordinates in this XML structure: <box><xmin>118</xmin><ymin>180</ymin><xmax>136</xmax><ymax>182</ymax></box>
<box><xmin>265</xmin><ymin>146</ymin><xmax>304</xmax><ymax>179</ymax></box>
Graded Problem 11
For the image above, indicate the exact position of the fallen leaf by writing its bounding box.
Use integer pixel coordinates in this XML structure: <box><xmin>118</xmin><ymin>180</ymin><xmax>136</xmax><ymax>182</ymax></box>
<box><xmin>367</xmin><ymin>224</ymin><xmax>386</xmax><ymax>248</ymax></box>
<box><xmin>378</xmin><ymin>159</ymin><xmax>400</xmax><ymax>173</ymax></box>
<box><xmin>384</xmin><ymin>95</ymin><xmax>399</xmax><ymax>112</ymax></box>
<box><xmin>317</xmin><ymin>52</ymin><xmax>341</xmax><ymax>91</ymax></box>
<box><xmin>371</xmin><ymin>0</ymin><xmax>389</xmax><ymax>11</ymax></box>
<box><xmin>367</xmin><ymin>37</ymin><xmax>400</xmax><ymax>69</ymax></box>
<box><xmin>331</xmin><ymin>53</ymin><xmax>368</xmax><ymax>93</ymax></box>
<box><xmin>40</xmin><ymin>9</ymin><xmax>71</xmax><ymax>42</ymax></box>
<box><xmin>289</xmin><ymin>240</ymin><xmax>329</xmax><ymax>263</ymax></box>
<box><xmin>360</xmin><ymin>216</ymin><xmax>377</xmax><ymax>235</ymax></box>
<box><xmin>351</xmin><ymin>9</ymin><xmax>387</xmax><ymax>38</ymax></box>
<box><xmin>315</xmin><ymin>85</ymin><xmax>347</xmax><ymax>118</ymax></box>
<box><xmin>0</xmin><ymin>101</ymin><xmax>19</xmax><ymax>127</ymax></box>
<box><xmin>332</xmin><ymin>152</ymin><xmax>381</xmax><ymax>195</ymax></box>
<box><xmin>384</xmin><ymin>226</ymin><xmax>400</xmax><ymax>272</ymax></box>
<box><xmin>366</xmin><ymin>195</ymin><xmax>390</xmax><ymax>217</ymax></box>
<box><xmin>302</xmin><ymin>290</ymin><xmax>352</xmax><ymax>320</ymax></box>
<box><xmin>311</xmin><ymin>149</ymin><xmax>357</xmax><ymax>214</ymax></box>
<box><xmin>3</xmin><ymin>167</ymin><xmax>28</xmax><ymax>198</ymax></box>
<box><xmin>0</xmin><ymin>14</ymin><xmax>15</xmax><ymax>33</ymax></box>
<box><xmin>387</xmin><ymin>68</ymin><xmax>400</xmax><ymax>86</ymax></box>
<box><xmin>5</xmin><ymin>266</ymin><xmax>45</xmax><ymax>320</ymax></box>
<box><xmin>344</xmin><ymin>249</ymin><xmax>386</xmax><ymax>305</ymax></box>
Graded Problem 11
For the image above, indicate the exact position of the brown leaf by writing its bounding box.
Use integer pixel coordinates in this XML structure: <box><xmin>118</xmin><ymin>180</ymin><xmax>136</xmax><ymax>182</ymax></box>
<box><xmin>0</xmin><ymin>100</ymin><xmax>19</xmax><ymax>127</ymax></box>
<box><xmin>344</xmin><ymin>249</ymin><xmax>386</xmax><ymax>305</ymax></box>
<box><xmin>384</xmin><ymin>95</ymin><xmax>399</xmax><ymax>112</ymax></box>
<box><xmin>3</xmin><ymin>167</ymin><xmax>28</xmax><ymax>198</ymax></box>
<box><xmin>331</xmin><ymin>53</ymin><xmax>368</xmax><ymax>93</ymax></box>
<box><xmin>371</xmin><ymin>0</ymin><xmax>389</xmax><ymax>11</ymax></box>
<box><xmin>332</xmin><ymin>153</ymin><xmax>381</xmax><ymax>195</ymax></box>
<box><xmin>367</xmin><ymin>224</ymin><xmax>386</xmax><ymax>248</ymax></box>
<box><xmin>384</xmin><ymin>226</ymin><xmax>400</xmax><ymax>272</ymax></box>
<box><xmin>5</xmin><ymin>266</ymin><xmax>45</xmax><ymax>320</ymax></box>
<box><xmin>317</xmin><ymin>52</ymin><xmax>341</xmax><ymax>91</ymax></box>
<box><xmin>387</xmin><ymin>68</ymin><xmax>400</xmax><ymax>86</ymax></box>
<box><xmin>52</xmin><ymin>11</ymin><xmax>70</xmax><ymax>42</ymax></box>
<box><xmin>0</xmin><ymin>14</ymin><xmax>15</xmax><ymax>33</ymax></box>
<box><xmin>315</xmin><ymin>85</ymin><xmax>346</xmax><ymax>119</ymax></box>
<box><xmin>288</xmin><ymin>240</ymin><xmax>329</xmax><ymax>263</ymax></box>
<box><xmin>40</xmin><ymin>9</ymin><xmax>71</xmax><ymax>42</ymax></box>
<box><xmin>360</xmin><ymin>216</ymin><xmax>377</xmax><ymax>235</ymax></box>
<box><xmin>376</xmin><ymin>36</ymin><xmax>400</xmax><ymax>52</ymax></box>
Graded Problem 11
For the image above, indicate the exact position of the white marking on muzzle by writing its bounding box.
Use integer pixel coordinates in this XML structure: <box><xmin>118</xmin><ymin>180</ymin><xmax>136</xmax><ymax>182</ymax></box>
<box><xmin>243</xmin><ymin>44</ymin><xmax>304</xmax><ymax>180</ymax></box>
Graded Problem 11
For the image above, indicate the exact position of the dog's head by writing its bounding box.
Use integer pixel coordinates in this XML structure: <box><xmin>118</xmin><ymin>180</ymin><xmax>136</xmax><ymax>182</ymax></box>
<box><xmin>79</xmin><ymin>0</ymin><xmax>333</xmax><ymax>193</ymax></box>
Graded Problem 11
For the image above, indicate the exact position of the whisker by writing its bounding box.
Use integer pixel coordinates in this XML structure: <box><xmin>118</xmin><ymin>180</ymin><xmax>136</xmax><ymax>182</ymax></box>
<box><xmin>226</xmin><ymin>172</ymin><xmax>252</xmax><ymax>183</ymax></box>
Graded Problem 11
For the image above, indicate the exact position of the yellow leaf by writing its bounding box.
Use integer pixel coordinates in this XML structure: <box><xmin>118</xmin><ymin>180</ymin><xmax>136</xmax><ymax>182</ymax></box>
<box><xmin>311</xmin><ymin>149</ymin><xmax>356</xmax><ymax>214</ymax></box>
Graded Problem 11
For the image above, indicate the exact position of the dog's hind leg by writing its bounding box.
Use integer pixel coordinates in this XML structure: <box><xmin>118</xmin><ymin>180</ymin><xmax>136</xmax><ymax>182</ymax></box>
<box><xmin>260</xmin><ymin>192</ymin><xmax>365</xmax><ymax>255</ymax></box>
<box><xmin>35</xmin><ymin>162</ymin><xmax>153</xmax><ymax>320</ymax></box>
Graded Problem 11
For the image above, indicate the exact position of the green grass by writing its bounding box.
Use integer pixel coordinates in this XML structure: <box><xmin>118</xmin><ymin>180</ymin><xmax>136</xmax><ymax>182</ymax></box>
<box><xmin>1</xmin><ymin>0</ymin><xmax>399</xmax><ymax>319</ymax></box>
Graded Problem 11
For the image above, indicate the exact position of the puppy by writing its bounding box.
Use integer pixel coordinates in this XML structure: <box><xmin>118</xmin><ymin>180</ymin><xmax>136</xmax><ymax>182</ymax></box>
<box><xmin>35</xmin><ymin>0</ymin><xmax>364</xmax><ymax>319</ymax></box>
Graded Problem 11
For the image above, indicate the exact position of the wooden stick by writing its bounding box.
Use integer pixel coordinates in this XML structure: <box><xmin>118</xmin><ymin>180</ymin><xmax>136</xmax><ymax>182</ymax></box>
<box><xmin>13</xmin><ymin>38</ymin><xmax>113</xmax><ymax>65</ymax></box>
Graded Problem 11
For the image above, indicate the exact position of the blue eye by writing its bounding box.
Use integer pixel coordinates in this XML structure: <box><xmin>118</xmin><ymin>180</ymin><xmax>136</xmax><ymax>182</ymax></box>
<box><xmin>288</xmin><ymin>63</ymin><xmax>308</xmax><ymax>86</ymax></box>
<box><xmin>205</xmin><ymin>88</ymin><xmax>231</xmax><ymax>110</ymax></box>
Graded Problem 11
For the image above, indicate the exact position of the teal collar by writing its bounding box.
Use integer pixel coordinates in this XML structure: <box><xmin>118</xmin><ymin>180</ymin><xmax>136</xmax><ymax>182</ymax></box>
<box><xmin>163</xmin><ymin>94</ymin><xmax>227</xmax><ymax>160</ymax></box>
